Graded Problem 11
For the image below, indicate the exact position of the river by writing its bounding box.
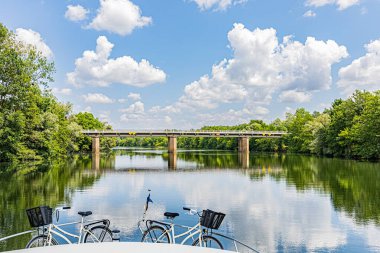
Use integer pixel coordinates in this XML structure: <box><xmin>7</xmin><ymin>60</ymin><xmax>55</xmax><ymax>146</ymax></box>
<box><xmin>0</xmin><ymin>149</ymin><xmax>379</xmax><ymax>252</ymax></box>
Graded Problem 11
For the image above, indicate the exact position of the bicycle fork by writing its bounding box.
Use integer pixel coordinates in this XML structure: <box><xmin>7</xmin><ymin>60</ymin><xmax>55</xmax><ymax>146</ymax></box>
<box><xmin>45</xmin><ymin>225</ymin><xmax>53</xmax><ymax>246</ymax></box>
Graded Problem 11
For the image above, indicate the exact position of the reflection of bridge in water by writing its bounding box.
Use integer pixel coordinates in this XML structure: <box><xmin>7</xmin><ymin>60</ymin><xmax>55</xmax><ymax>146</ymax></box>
<box><xmin>84</xmin><ymin>130</ymin><xmax>287</xmax><ymax>170</ymax></box>
<box><xmin>91</xmin><ymin>152</ymin><xmax>252</xmax><ymax>170</ymax></box>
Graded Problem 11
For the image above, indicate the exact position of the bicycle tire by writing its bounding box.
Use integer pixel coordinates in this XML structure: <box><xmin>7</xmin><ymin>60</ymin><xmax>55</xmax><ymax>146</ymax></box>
<box><xmin>83</xmin><ymin>225</ymin><xmax>113</xmax><ymax>243</ymax></box>
<box><xmin>141</xmin><ymin>225</ymin><xmax>170</xmax><ymax>243</ymax></box>
<box><xmin>192</xmin><ymin>235</ymin><xmax>224</xmax><ymax>249</ymax></box>
<box><xmin>25</xmin><ymin>235</ymin><xmax>58</xmax><ymax>248</ymax></box>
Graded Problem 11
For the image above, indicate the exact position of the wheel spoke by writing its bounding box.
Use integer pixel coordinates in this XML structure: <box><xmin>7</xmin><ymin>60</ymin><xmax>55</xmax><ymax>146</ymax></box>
<box><xmin>142</xmin><ymin>226</ymin><xmax>169</xmax><ymax>244</ymax></box>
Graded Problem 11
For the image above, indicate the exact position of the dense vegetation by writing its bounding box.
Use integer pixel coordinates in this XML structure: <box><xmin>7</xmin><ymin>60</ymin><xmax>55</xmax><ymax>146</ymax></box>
<box><xmin>119</xmin><ymin>90</ymin><xmax>380</xmax><ymax>160</ymax></box>
<box><xmin>0</xmin><ymin>23</ymin><xmax>110</xmax><ymax>161</ymax></box>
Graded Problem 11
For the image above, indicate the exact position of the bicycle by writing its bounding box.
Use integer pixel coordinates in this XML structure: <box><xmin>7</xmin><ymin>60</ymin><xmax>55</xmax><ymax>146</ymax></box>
<box><xmin>25</xmin><ymin>206</ymin><xmax>117</xmax><ymax>248</ymax></box>
<box><xmin>139</xmin><ymin>204</ymin><xmax>225</xmax><ymax>249</ymax></box>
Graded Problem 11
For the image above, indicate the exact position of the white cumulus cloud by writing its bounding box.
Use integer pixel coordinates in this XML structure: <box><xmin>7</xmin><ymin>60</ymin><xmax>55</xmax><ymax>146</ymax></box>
<box><xmin>306</xmin><ymin>0</ymin><xmax>360</xmax><ymax>10</ymax></box>
<box><xmin>83</xmin><ymin>93</ymin><xmax>114</xmax><ymax>104</ymax></box>
<box><xmin>142</xmin><ymin>23</ymin><xmax>347</xmax><ymax>128</ymax></box>
<box><xmin>120</xmin><ymin>101</ymin><xmax>145</xmax><ymax>122</ymax></box>
<box><xmin>128</xmin><ymin>92</ymin><xmax>141</xmax><ymax>101</ymax></box>
<box><xmin>337</xmin><ymin>39</ymin><xmax>380</xmax><ymax>94</ymax></box>
<box><xmin>120</xmin><ymin>101</ymin><xmax>145</xmax><ymax>114</ymax></box>
<box><xmin>303</xmin><ymin>10</ymin><xmax>317</xmax><ymax>17</ymax></box>
<box><xmin>192</xmin><ymin>0</ymin><xmax>247</xmax><ymax>11</ymax></box>
<box><xmin>177</xmin><ymin>23</ymin><xmax>347</xmax><ymax>111</ymax></box>
<box><xmin>15</xmin><ymin>28</ymin><xmax>53</xmax><ymax>58</ymax></box>
<box><xmin>279</xmin><ymin>90</ymin><xmax>312</xmax><ymax>103</ymax></box>
<box><xmin>118</xmin><ymin>98</ymin><xmax>128</xmax><ymax>103</ymax></box>
<box><xmin>65</xmin><ymin>5</ymin><xmax>89</xmax><ymax>21</ymax></box>
<box><xmin>88</xmin><ymin>0</ymin><xmax>152</xmax><ymax>36</ymax></box>
<box><xmin>52</xmin><ymin>88</ymin><xmax>72</xmax><ymax>96</ymax></box>
<box><xmin>67</xmin><ymin>36</ymin><xmax>166</xmax><ymax>87</ymax></box>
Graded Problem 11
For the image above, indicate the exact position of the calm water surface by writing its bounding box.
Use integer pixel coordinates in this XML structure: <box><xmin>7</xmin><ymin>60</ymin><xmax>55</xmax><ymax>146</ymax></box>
<box><xmin>0</xmin><ymin>149</ymin><xmax>380</xmax><ymax>252</ymax></box>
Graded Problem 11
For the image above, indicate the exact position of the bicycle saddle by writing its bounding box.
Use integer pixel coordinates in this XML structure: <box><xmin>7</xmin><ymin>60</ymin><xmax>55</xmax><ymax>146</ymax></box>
<box><xmin>164</xmin><ymin>212</ymin><xmax>179</xmax><ymax>219</ymax></box>
<box><xmin>78</xmin><ymin>211</ymin><xmax>92</xmax><ymax>217</ymax></box>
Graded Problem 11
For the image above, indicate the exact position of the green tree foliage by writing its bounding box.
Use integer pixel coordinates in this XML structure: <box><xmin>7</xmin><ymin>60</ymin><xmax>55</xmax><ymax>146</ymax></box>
<box><xmin>0</xmin><ymin>23</ymin><xmax>82</xmax><ymax>161</ymax></box>
<box><xmin>349</xmin><ymin>91</ymin><xmax>380</xmax><ymax>159</ymax></box>
<box><xmin>73</xmin><ymin>112</ymin><xmax>116</xmax><ymax>152</ymax></box>
<box><xmin>321</xmin><ymin>91</ymin><xmax>380</xmax><ymax>159</ymax></box>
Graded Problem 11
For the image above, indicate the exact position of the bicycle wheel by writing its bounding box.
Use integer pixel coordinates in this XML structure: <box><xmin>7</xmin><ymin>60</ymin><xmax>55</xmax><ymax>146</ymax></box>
<box><xmin>25</xmin><ymin>235</ymin><xmax>58</xmax><ymax>248</ymax></box>
<box><xmin>192</xmin><ymin>235</ymin><xmax>224</xmax><ymax>249</ymax></box>
<box><xmin>84</xmin><ymin>225</ymin><xmax>113</xmax><ymax>243</ymax></box>
<box><xmin>141</xmin><ymin>225</ymin><xmax>170</xmax><ymax>243</ymax></box>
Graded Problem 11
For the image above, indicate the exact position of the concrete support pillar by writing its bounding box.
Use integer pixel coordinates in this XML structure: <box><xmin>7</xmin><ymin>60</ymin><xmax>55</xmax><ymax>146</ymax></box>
<box><xmin>92</xmin><ymin>152</ymin><xmax>100</xmax><ymax>170</ymax></box>
<box><xmin>238</xmin><ymin>152</ymin><xmax>249</xmax><ymax>169</ymax></box>
<box><xmin>168</xmin><ymin>136</ymin><xmax>177</xmax><ymax>153</ymax></box>
<box><xmin>168</xmin><ymin>152</ymin><xmax>177</xmax><ymax>170</ymax></box>
<box><xmin>238</xmin><ymin>137</ymin><xmax>249</xmax><ymax>153</ymax></box>
<box><xmin>92</xmin><ymin>136</ymin><xmax>100</xmax><ymax>154</ymax></box>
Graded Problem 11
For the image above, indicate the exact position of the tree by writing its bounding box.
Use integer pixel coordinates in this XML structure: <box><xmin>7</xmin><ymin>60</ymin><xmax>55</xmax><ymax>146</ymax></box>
<box><xmin>0</xmin><ymin>23</ymin><xmax>80</xmax><ymax>161</ymax></box>
<box><xmin>283</xmin><ymin>108</ymin><xmax>314</xmax><ymax>153</ymax></box>
<box><xmin>306</xmin><ymin>113</ymin><xmax>331</xmax><ymax>154</ymax></box>
<box><xmin>73</xmin><ymin>112</ymin><xmax>116</xmax><ymax>152</ymax></box>
<box><xmin>349</xmin><ymin>91</ymin><xmax>380</xmax><ymax>159</ymax></box>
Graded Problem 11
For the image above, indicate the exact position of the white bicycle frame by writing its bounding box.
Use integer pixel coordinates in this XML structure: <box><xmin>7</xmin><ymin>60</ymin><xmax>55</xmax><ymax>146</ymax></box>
<box><xmin>166</xmin><ymin>221</ymin><xmax>203</xmax><ymax>245</ymax></box>
<box><xmin>143</xmin><ymin>209</ymin><xmax>206</xmax><ymax>246</ymax></box>
<box><xmin>138</xmin><ymin>192</ymin><xmax>208</xmax><ymax>247</ymax></box>
<box><xmin>41</xmin><ymin>209</ymin><xmax>108</xmax><ymax>246</ymax></box>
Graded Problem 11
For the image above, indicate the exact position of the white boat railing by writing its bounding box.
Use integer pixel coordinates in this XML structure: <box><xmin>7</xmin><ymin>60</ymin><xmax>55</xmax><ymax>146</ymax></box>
<box><xmin>0</xmin><ymin>230</ymin><xmax>34</xmax><ymax>242</ymax></box>
<box><xmin>212</xmin><ymin>232</ymin><xmax>260</xmax><ymax>253</ymax></box>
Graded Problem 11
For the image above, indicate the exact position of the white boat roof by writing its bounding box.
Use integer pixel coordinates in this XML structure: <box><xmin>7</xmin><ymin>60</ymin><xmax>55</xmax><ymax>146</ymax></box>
<box><xmin>7</xmin><ymin>242</ymin><xmax>233</xmax><ymax>253</ymax></box>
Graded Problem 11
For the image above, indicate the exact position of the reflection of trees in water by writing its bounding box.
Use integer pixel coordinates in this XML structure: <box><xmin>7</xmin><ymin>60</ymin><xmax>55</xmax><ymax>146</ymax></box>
<box><xmin>174</xmin><ymin>152</ymin><xmax>380</xmax><ymax>226</ymax></box>
<box><xmin>0</xmin><ymin>157</ymin><xmax>102</xmax><ymax>251</ymax></box>
<box><xmin>245</xmin><ymin>155</ymin><xmax>380</xmax><ymax>226</ymax></box>
<box><xmin>281</xmin><ymin>156</ymin><xmax>380</xmax><ymax>225</ymax></box>
<box><xmin>176</xmin><ymin>152</ymin><xmax>239</xmax><ymax>168</ymax></box>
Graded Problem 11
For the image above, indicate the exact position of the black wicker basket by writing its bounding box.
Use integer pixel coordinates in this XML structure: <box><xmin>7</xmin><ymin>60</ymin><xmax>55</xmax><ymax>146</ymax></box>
<box><xmin>200</xmin><ymin>209</ymin><xmax>225</xmax><ymax>230</ymax></box>
<box><xmin>26</xmin><ymin>206</ymin><xmax>53</xmax><ymax>227</ymax></box>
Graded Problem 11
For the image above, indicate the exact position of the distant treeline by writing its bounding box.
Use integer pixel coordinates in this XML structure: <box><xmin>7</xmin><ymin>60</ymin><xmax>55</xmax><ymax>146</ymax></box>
<box><xmin>119</xmin><ymin>89</ymin><xmax>380</xmax><ymax>161</ymax></box>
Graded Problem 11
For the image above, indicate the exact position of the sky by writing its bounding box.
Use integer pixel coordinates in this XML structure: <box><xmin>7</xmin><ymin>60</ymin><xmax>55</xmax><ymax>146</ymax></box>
<box><xmin>1</xmin><ymin>0</ymin><xmax>380</xmax><ymax>129</ymax></box>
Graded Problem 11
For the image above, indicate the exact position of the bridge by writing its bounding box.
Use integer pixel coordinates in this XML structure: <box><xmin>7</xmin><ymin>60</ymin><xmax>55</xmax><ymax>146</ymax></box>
<box><xmin>82</xmin><ymin>130</ymin><xmax>287</xmax><ymax>154</ymax></box>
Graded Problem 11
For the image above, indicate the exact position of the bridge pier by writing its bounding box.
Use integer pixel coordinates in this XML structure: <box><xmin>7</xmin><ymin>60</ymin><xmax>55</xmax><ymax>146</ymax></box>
<box><xmin>168</xmin><ymin>152</ymin><xmax>177</xmax><ymax>169</ymax></box>
<box><xmin>238</xmin><ymin>137</ymin><xmax>249</xmax><ymax>153</ymax></box>
<box><xmin>238</xmin><ymin>152</ymin><xmax>249</xmax><ymax>168</ymax></box>
<box><xmin>168</xmin><ymin>136</ymin><xmax>177</xmax><ymax>153</ymax></box>
<box><xmin>92</xmin><ymin>136</ymin><xmax>100</xmax><ymax>154</ymax></box>
<box><xmin>92</xmin><ymin>152</ymin><xmax>100</xmax><ymax>170</ymax></box>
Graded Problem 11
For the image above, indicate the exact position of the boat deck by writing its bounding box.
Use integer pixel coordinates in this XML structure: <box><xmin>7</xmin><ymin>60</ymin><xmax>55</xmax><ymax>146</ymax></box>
<box><xmin>6</xmin><ymin>242</ymin><xmax>233</xmax><ymax>253</ymax></box>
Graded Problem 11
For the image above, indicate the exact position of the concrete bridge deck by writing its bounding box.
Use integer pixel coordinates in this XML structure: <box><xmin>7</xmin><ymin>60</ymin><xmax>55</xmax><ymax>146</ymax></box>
<box><xmin>82</xmin><ymin>130</ymin><xmax>286</xmax><ymax>138</ymax></box>
<box><xmin>82</xmin><ymin>130</ymin><xmax>287</xmax><ymax>156</ymax></box>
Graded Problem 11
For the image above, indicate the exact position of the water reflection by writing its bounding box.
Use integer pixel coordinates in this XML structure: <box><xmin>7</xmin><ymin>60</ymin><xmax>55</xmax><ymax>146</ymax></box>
<box><xmin>0</xmin><ymin>150</ymin><xmax>380</xmax><ymax>252</ymax></box>
<box><xmin>238</xmin><ymin>151</ymin><xmax>249</xmax><ymax>169</ymax></box>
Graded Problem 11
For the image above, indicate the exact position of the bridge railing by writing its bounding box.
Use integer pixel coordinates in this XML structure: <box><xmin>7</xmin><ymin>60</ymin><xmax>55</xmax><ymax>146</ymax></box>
<box><xmin>81</xmin><ymin>130</ymin><xmax>287</xmax><ymax>134</ymax></box>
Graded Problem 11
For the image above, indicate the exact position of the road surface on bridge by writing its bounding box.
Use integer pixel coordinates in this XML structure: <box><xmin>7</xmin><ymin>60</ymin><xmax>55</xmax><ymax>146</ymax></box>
<box><xmin>82</xmin><ymin>130</ymin><xmax>287</xmax><ymax>138</ymax></box>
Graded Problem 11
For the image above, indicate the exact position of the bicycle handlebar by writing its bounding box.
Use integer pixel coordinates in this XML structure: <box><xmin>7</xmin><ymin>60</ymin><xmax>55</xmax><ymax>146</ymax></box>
<box><xmin>54</xmin><ymin>207</ymin><xmax>71</xmax><ymax>222</ymax></box>
<box><xmin>54</xmin><ymin>206</ymin><xmax>71</xmax><ymax>212</ymax></box>
<box><xmin>183</xmin><ymin>207</ymin><xmax>200</xmax><ymax>216</ymax></box>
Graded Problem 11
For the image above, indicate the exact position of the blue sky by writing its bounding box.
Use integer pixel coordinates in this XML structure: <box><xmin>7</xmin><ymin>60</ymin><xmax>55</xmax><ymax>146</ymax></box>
<box><xmin>1</xmin><ymin>0</ymin><xmax>380</xmax><ymax>129</ymax></box>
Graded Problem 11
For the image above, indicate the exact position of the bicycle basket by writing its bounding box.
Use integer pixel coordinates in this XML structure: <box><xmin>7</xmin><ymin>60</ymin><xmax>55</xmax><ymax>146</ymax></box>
<box><xmin>26</xmin><ymin>206</ymin><xmax>53</xmax><ymax>227</ymax></box>
<box><xmin>200</xmin><ymin>209</ymin><xmax>225</xmax><ymax>229</ymax></box>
